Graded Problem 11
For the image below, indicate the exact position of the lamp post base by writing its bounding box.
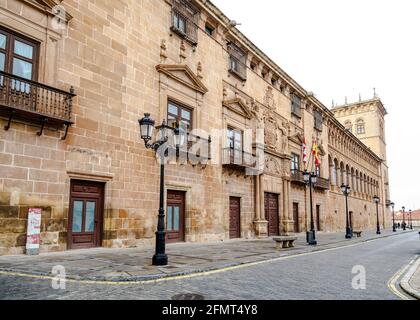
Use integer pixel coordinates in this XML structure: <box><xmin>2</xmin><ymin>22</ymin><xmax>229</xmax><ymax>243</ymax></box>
<box><xmin>152</xmin><ymin>254</ymin><xmax>168</xmax><ymax>266</ymax></box>
<box><xmin>307</xmin><ymin>230</ymin><xmax>317</xmax><ymax>245</ymax></box>
<box><xmin>376</xmin><ymin>230</ymin><xmax>381</xmax><ymax>235</ymax></box>
<box><xmin>153</xmin><ymin>229</ymin><xmax>168</xmax><ymax>266</ymax></box>
<box><xmin>345</xmin><ymin>227</ymin><xmax>352</xmax><ymax>239</ymax></box>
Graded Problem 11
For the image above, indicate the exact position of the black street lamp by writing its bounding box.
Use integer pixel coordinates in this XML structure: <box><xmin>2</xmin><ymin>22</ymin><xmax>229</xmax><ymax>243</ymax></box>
<box><xmin>341</xmin><ymin>184</ymin><xmax>352</xmax><ymax>239</ymax></box>
<box><xmin>138</xmin><ymin>113</ymin><xmax>184</xmax><ymax>266</ymax></box>
<box><xmin>303</xmin><ymin>170</ymin><xmax>317</xmax><ymax>245</ymax></box>
<box><xmin>391</xmin><ymin>202</ymin><xmax>396</xmax><ymax>232</ymax></box>
<box><xmin>402</xmin><ymin>206</ymin><xmax>406</xmax><ymax>231</ymax></box>
<box><xmin>373</xmin><ymin>196</ymin><xmax>381</xmax><ymax>235</ymax></box>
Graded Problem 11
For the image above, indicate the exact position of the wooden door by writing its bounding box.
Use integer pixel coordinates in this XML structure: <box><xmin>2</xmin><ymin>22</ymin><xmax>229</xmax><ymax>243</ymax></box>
<box><xmin>229</xmin><ymin>197</ymin><xmax>241</xmax><ymax>239</ymax></box>
<box><xmin>349</xmin><ymin>211</ymin><xmax>354</xmax><ymax>229</ymax></box>
<box><xmin>68</xmin><ymin>180</ymin><xmax>105</xmax><ymax>250</ymax></box>
<box><xmin>316</xmin><ymin>205</ymin><xmax>321</xmax><ymax>231</ymax></box>
<box><xmin>293</xmin><ymin>203</ymin><xmax>300</xmax><ymax>233</ymax></box>
<box><xmin>166</xmin><ymin>190</ymin><xmax>185</xmax><ymax>243</ymax></box>
<box><xmin>265</xmin><ymin>193</ymin><xmax>279</xmax><ymax>236</ymax></box>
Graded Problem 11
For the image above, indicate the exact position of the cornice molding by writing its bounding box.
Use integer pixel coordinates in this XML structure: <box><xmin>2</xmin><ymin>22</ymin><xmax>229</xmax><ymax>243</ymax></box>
<box><xmin>23</xmin><ymin>0</ymin><xmax>73</xmax><ymax>21</ymax></box>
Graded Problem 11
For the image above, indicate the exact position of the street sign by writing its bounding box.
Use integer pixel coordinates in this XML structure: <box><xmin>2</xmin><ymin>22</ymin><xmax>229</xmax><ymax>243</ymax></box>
<box><xmin>26</xmin><ymin>208</ymin><xmax>42</xmax><ymax>255</ymax></box>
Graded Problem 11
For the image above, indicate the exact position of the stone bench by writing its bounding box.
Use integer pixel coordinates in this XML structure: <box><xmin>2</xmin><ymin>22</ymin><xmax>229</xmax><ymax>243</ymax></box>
<box><xmin>353</xmin><ymin>231</ymin><xmax>362</xmax><ymax>238</ymax></box>
<box><xmin>273</xmin><ymin>236</ymin><xmax>298</xmax><ymax>250</ymax></box>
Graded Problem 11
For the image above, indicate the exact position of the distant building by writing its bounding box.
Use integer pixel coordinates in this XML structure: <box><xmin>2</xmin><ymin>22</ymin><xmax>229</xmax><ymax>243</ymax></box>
<box><xmin>395</xmin><ymin>210</ymin><xmax>420</xmax><ymax>228</ymax></box>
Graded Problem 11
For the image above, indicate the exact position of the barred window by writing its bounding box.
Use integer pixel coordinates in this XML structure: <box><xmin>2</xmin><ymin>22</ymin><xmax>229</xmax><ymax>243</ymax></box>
<box><xmin>291</xmin><ymin>94</ymin><xmax>301</xmax><ymax>118</ymax></box>
<box><xmin>227</xmin><ymin>42</ymin><xmax>247</xmax><ymax>81</ymax></box>
<box><xmin>171</xmin><ymin>0</ymin><xmax>199</xmax><ymax>45</ymax></box>
<box><xmin>314</xmin><ymin>109</ymin><xmax>323</xmax><ymax>131</ymax></box>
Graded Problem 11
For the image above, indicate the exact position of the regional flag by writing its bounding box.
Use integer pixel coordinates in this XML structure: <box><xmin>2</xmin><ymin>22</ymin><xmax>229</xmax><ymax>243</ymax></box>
<box><xmin>302</xmin><ymin>137</ymin><xmax>308</xmax><ymax>166</ymax></box>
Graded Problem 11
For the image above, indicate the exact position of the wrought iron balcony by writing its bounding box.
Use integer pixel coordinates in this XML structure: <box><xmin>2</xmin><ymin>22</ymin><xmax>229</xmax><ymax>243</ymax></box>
<box><xmin>172</xmin><ymin>133</ymin><xmax>212</xmax><ymax>164</ymax></box>
<box><xmin>222</xmin><ymin>147</ymin><xmax>257</xmax><ymax>170</ymax></box>
<box><xmin>291</xmin><ymin>170</ymin><xmax>330</xmax><ymax>190</ymax></box>
<box><xmin>0</xmin><ymin>71</ymin><xmax>75</xmax><ymax>139</ymax></box>
<box><xmin>291</xmin><ymin>169</ymin><xmax>305</xmax><ymax>184</ymax></box>
<box><xmin>314</xmin><ymin>177</ymin><xmax>330</xmax><ymax>190</ymax></box>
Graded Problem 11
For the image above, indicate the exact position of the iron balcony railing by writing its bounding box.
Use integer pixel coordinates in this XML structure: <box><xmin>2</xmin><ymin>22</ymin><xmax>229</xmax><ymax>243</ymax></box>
<box><xmin>291</xmin><ymin>169</ymin><xmax>305</xmax><ymax>184</ymax></box>
<box><xmin>222</xmin><ymin>147</ymin><xmax>257</xmax><ymax>169</ymax></box>
<box><xmin>0</xmin><ymin>71</ymin><xmax>75</xmax><ymax>138</ymax></box>
<box><xmin>172</xmin><ymin>132</ymin><xmax>212</xmax><ymax>163</ymax></box>
<box><xmin>227</xmin><ymin>42</ymin><xmax>247</xmax><ymax>81</ymax></box>
<box><xmin>315</xmin><ymin>176</ymin><xmax>330</xmax><ymax>190</ymax></box>
<box><xmin>291</xmin><ymin>170</ymin><xmax>330</xmax><ymax>190</ymax></box>
<box><xmin>228</xmin><ymin>56</ymin><xmax>247</xmax><ymax>81</ymax></box>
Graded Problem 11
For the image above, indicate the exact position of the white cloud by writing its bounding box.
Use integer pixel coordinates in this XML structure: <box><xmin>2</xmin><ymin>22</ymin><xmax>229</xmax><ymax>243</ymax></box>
<box><xmin>212</xmin><ymin>0</ymin><xmax>420</xmax><ymax>210</ymax></box>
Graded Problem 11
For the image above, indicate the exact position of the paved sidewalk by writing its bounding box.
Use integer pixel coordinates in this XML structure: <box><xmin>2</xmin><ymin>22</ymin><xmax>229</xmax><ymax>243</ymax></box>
<box><xmin>400</xmin><ymin>255</ymin><xmax>420</xmax><ymax>300</ymax></box>
<box><xmin>0</xmin><ymin>229</ymin><xmax>415</xmax><ymax>282</ymax></box>
<box><xmin>409</xmin><ymin>265</ymin><xmax>420</xmax><ymax>293</ymax></box>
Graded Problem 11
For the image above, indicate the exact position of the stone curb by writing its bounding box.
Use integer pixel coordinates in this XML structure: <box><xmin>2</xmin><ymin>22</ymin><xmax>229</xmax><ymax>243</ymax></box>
<box><xmin>400</xmin><ymin>255</ymin><xmax>420</xmax><ymax>300</ymax></box>
<box><xmin>0</xmin><ymin>230</ymin><xmax>416</xmax><ymax>283</ymax></box>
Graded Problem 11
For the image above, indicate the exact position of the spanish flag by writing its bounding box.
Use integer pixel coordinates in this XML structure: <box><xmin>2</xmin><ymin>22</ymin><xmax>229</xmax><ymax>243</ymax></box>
<box><xmin>312</xmin><ymin>140</ymin><xmax>321</xmax><ymax>167</ymax></box>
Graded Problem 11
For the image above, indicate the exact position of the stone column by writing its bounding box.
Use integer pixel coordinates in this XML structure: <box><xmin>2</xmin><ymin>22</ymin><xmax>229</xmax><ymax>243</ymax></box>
<box><xmin>330</xmin><ymin>164</ymin><xmax>335</xmax><ymax>188</ymax></box>
<box><xmin>260</xmin><ymin>174</ymin><xmax>265</xmax><ymax>220</ymax></box>
<box><xmin>287</xmin><ymin>181</ymin><xmax>293</xmax><ymax>221</ymax></box>
<box><xmin>255</xmin><ymin>174</ymin><xmax>261</xmax><ymax>220</ymax></box>
<box><xmin>254</xmin><ymin>174</ymin><xmax>268</xmax><ymax>238</ymax></box>
<box><xmin>280</xmin><ymin>179</ymin><xmax>293</xmax><ymax>234</ymax></box>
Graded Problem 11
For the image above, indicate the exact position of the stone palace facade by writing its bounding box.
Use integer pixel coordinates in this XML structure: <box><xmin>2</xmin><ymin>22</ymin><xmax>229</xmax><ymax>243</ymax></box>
<box><xmin>0</xmin><ymin>0</ymin><xmax>391</xmax><ymax>255</ymax></box>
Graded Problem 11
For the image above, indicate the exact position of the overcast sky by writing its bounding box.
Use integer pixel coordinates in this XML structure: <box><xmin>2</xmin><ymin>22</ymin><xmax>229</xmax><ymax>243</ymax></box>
<box><xmin>212</xmin><ymin>0</ymin><xmax>419</xmax><ymax>211</ymax></box>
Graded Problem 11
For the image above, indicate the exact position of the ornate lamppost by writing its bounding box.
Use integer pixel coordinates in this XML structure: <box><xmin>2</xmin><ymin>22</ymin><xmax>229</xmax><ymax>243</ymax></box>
<box><xmin>303</xmin><ymin>170</ymin><xmax>318</xmax><ymax>245</ymax></box>
<box><xmin>391</xmin><ymin>202</ymin><xmax>396</xmax><ymax>232</ymax></box>
<box><xmin>341</xmin><ymin>184</ymin><xmax>352</xmax><ymax>239</ymax></box>
<box><xmin>402</xmin><ymin>206</ymin><xmax>406</xmax><ymax>231</ymax></box>
<box><xmin>138</xmin><ymin>113</ymin><xmax>185</xmax><ymax>266</ymax></box>
<box><xmin>373</xmin><ymin>195</ymin><xmax>381</xmax><ymax>235</ymax></box>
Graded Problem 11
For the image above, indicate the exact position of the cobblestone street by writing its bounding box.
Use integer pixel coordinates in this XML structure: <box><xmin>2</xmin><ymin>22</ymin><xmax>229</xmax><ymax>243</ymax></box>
<box><xmin>0</xmin><ymin>231</ymin><xmax>418</xmax><ymax>300</ymax></box>
<box><xmin>0</xmin><ymin>229</ymin><xmax>411</xmax><ymax>281</ymax></box>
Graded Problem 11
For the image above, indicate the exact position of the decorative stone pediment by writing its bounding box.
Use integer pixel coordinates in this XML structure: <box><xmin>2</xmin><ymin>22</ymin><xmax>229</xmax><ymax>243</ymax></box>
<box><xmin>290</xmin><ymin>132</ymin><xmax>304</xmax><ymax>145</ymax></box>
<box><xmin>156</xmin><ymin>64</ymin><xmax>208</xmax><ymax>95</ymax></box>
<box><xmin>222</xmin><ymin>98</ymin><xmax>253</xmax><ymax>120</ymax></box>
<box><xmin>25</xmin><ymin>0</ymin><xmax>73</xmax><ymax>21</ymax></box>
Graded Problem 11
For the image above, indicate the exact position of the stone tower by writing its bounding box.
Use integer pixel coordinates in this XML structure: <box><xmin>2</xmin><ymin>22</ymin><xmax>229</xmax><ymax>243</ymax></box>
<box><xmin>332</xmin><ymin>96</ymin><xmax>391</xmax><ymax>208</ymax></box>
